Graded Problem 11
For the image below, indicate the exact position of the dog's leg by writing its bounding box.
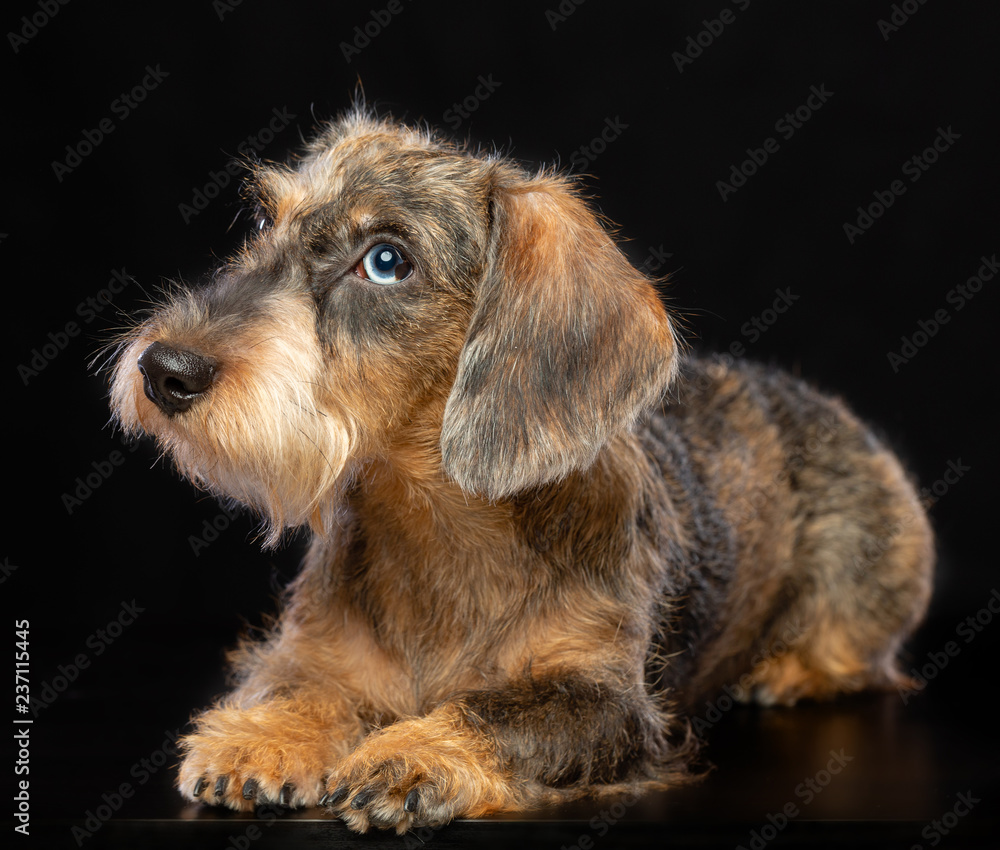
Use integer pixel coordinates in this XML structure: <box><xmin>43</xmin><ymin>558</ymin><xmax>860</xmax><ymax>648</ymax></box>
<box><xmin>175</xmin><ymin>588</ymin><xmax>389</xmax><ymax>811</ymax></box>
<box><xmin>324</xmin><ymin>672</ymin><xmax>683</xmax><ymax>833</ymax></box>
<box><xmin>177</xmin><ymin>691</ymin><xmax>362</xmax><ymax>810</ymax></box>
<box><xmin>679</xmin><ymin>362</ymin><xmax>936</xmax><ymax>707</ymax></box>
<box><xmin>743</xmin><ymin>439</ymin><xmax>934</xmax><ymax>706</ymax></box>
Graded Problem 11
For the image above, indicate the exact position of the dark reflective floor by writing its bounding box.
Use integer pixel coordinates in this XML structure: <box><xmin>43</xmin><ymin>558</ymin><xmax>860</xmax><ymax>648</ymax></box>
<box><xmin>25</xmin><ymin>620</ymin><xmax>998</xmax><ymax>849</ymax></box>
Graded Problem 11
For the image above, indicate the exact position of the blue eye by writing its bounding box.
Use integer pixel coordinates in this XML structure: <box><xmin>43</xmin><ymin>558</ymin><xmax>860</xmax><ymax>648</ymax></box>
<box><xmin>357</xmin><ymin>243</ymin><xmax>412</xmax><ymax>285</ymax></box>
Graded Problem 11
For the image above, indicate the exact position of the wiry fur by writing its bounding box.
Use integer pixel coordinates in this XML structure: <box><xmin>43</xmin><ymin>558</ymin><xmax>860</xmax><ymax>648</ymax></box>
<box><xmin>110</xmin><ymin>290</ymin><xmax>357</xmax><ymax>543</ymax></box>
<box><xmin>107</xmin><ymin>106</ymin><xmax>933</xmax><ymax>834</ymax></box>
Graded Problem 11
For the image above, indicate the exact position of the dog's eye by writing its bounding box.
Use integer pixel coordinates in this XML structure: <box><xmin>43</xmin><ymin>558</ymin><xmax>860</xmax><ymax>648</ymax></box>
<box><xmin>356</xmin><ymin>244</ymin><xmax>412</xmax><ymax>285</ymax></box>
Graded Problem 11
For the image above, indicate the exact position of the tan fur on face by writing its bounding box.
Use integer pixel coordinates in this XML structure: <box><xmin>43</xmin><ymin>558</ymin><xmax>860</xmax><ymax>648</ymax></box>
<box><xmin>110</xmin><ymin>291</ymin><xmax>357</xmax><ymax>544</ymax></box>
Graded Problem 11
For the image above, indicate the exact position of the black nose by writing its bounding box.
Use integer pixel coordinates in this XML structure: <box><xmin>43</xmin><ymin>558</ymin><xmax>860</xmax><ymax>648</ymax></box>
<box><xmin>137</xmin><ymin>342</ymin><xmax>216</xmax><ymax>415</ymax></box>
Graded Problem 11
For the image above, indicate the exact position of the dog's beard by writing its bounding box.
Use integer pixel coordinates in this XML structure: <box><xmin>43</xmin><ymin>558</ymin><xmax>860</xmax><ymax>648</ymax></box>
<box><xmin>109</xmin><ymin>296</ymin><xmax>357</xmax><ymax>546</ymax></box>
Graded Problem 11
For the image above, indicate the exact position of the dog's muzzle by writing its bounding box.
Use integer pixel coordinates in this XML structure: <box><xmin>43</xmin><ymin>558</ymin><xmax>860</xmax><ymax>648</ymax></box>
<box><xmin>137</xmin><ymin>341</ymin><xmax>216</xmax><ymax>415</ymax></box>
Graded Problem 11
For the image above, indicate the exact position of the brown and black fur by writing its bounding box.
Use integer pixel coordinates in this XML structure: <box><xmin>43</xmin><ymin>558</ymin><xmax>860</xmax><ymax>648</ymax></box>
<box><xmin>106</xmin><ymin>105</ymin><xmax>933</xmax><ymax>833</ymax></box>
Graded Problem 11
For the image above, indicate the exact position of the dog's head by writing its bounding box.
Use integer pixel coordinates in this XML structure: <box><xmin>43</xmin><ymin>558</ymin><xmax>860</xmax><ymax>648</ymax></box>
<box><xmin>108</xmin><ymin>108</ymin><xmax>678</xmax><ymax>542</ymax></box>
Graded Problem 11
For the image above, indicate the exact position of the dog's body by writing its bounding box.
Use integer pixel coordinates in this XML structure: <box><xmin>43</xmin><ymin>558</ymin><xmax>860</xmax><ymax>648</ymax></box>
<box><xmin>108</xmin><ymin>108</ymin><xmax>933</xmax><ymax>833</ymax></box>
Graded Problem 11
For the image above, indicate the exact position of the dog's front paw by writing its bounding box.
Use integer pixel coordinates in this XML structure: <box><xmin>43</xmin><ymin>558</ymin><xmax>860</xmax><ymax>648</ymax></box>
<box><xmin>178</xmin><ymin>698</ymin><xmax>355</xmax><ymax>811</ymax></box>
<box><xmin>323</xmin><ymin>713</ymin><xmax>520</xmax><ymax>833</ymax></box>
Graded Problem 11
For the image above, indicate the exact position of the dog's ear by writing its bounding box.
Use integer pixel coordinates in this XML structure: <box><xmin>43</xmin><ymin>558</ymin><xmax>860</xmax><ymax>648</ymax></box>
<box><xmin>441</xmin><ymin>171</ymin><xmax>678</xmax><ymax>500</ymax></box>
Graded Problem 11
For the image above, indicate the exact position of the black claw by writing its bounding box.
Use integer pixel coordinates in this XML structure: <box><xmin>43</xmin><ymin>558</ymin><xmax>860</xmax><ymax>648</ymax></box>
<box><xmin>350</xmin><ymin>789</ymin><xmax>374</xmax><ymax>810</ymax></box>
<box><xmin>242</xmin><ymin>778</ymin><xmax>258</xmax><ymax>800</ymax></box>
<box><xmin>279</xmin><ymin>783</ymin><xmax>293</xmax><ymax>807</ymax></box>
<box><xmin>192</xmin><ymin>778</ymin><xmax>207</xmax><ymax>797</ymax></box>
<box><xmin>324</xmin><ymin>784</ymin><xmax>349</xmax><ymax>807</ymax></box>
<box><xmin>214</xmin><ymin>775</ymin><xmax>229</xmax><ymax>797</ymax></box>
<box><xmin>404</xmin><ymin>788</ymin><xmax>420</xmax><ymax>813</ymax></box>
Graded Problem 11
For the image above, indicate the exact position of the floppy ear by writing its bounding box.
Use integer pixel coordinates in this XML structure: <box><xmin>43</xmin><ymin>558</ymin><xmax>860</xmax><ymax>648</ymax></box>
<box><xmin>441</xmin><ymin>172</ymin><xmax>678</xmax><ymax>500</ymax></box>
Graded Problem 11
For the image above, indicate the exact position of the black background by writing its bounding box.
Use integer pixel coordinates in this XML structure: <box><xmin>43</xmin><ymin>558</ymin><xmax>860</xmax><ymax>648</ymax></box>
<box><xmin>6</xmin><ymin>1</ymin><xmax>999</xmax><ymax>848</ymax></box>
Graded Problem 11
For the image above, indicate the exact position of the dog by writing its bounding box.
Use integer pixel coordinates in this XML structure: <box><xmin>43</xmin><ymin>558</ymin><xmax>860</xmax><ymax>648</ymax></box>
<box><xmin>107</xmin><ymin>106</ymin><xmax>934</xmax><ymax>834</ymax></box>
